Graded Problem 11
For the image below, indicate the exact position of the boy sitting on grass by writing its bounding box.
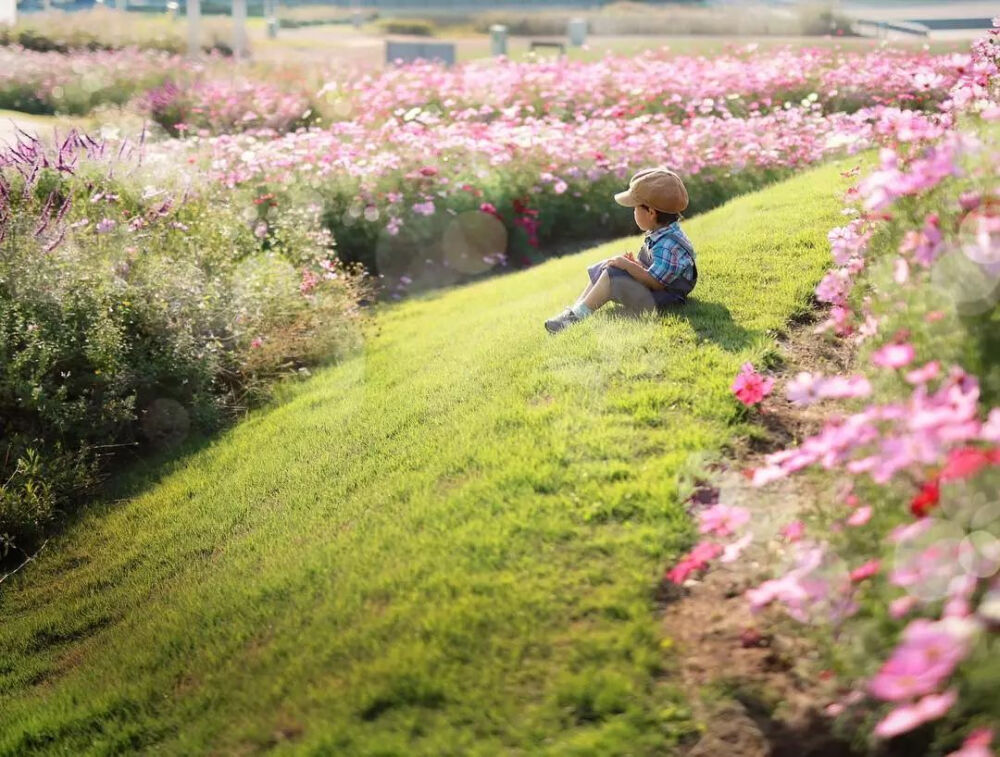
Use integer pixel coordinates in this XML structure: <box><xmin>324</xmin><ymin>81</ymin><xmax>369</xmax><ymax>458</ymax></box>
<box><xmin>545</xmin><ymin>167</ymin><xmax>697</xmax><ymax>334</ymax></box>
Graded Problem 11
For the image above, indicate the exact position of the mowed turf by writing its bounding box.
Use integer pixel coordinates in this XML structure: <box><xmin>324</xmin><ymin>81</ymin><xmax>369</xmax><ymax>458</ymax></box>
<box><xmin>0</xmin><ymin>158</ymin><xmax>864</xmax><ymax>755</ymax></box>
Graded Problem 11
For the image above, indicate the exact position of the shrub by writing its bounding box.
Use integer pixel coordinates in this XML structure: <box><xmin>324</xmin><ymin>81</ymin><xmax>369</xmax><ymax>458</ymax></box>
<box><xmin>470</xmin><ymin>3</ymin><xmax>843</xmax><ymax>38</ymax></box>
<box><xmin>377</xmin><ymin>18</ymin><xmax>436</xmax><ymax>37</ymax></box>
<box><xmin>0</xmin><ymin>131</ymin><xmax>368</xmax><ymax>554</ymax></box>
<box><xmin>0</xmin><ymin>8</ymin><xmax>234</xmax><ymax>55</ymax></box>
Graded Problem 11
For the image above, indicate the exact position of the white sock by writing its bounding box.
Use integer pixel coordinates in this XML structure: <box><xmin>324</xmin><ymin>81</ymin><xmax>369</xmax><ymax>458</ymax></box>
<box><xmin>571</xmin><ymin>302</ymin><xmax>593</xmax><ymax>319</ymax></box>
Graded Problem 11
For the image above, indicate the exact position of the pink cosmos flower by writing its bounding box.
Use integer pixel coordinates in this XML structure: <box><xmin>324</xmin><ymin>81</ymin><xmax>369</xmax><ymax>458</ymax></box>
<box><xmin>870</xmin><ymin>619</ymin><xmax>972</xmax><ymax>702</ymax></box>
<box><xmin>666</xmin><ymin>541</ymin><xmax>724</xmax><ymax>584</ymax></box>
<box><xmin>871</xmin><ymin>342</ymin><xmax>916</xmax><ymax>369</ymax></box>
<box><xmin>781</xmin><ymin>520</ymin><xmax>805</xmax><ymax>542</ymax></box>
<box><xmin>720</xmin><ymin>532</ymin><xmax>753</xmax><ymax>563</ymax></box>
<box><xmin>946</xmin><ymin>728</ymin><xmax>994</xmax><ymax>757</ymax></box>
<box><xmin>412</xmin><ymin>200</ymin><xmax>436</xmax><ymax>216</ymax></box>
<box><xmin>785</xmin><ymin>372</ymin><xmax>872</xmax><ymax>406</ymax></box>
<box><xmin>905</xmin><ymin>361</ymin><xmax>941</xmax><ymax>385</ymax></box>
<box><xmin>849</xmin><ymin>559</ymin><xmax>880</xmax><ymax>582</ymax></box>
<box><xmin>846</xmin><ymin>505</ymin><xmax>872</xmax><ymax>526</ymax></box>
<box><xmin>874</xmin><ymin>690</ymin><xmax>958</xmax><ymax>739</ymax></box>
<box><xmin>731</xmin><ymin>362</ymin><xmax>774</xmax><ymax>407</ymax></box>
<box><xmin>889</xmin><ymin>595</ymin><xmax>918</xmax><ymax>619</ymax></box>
<box><xmin>981</xmin><ymin>408</ymin><xmax>1000</xmax><ymax>442</ymax></box>
<box><xmin>894</xmin><ymin>257</ymin><xmax>910</xmax><ymax>284</ymax></box>
<box><xmin>698</xmin><ymin>504</ymin><xmax>751</xmax><ymax>537</ymax></box>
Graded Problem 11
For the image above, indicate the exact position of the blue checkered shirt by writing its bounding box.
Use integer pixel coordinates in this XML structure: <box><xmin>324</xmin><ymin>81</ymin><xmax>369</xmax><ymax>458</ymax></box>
<box><xmin>637</xmin><ymin>222</ymin><xmax>695</xmax><ymax>286</ymax></box>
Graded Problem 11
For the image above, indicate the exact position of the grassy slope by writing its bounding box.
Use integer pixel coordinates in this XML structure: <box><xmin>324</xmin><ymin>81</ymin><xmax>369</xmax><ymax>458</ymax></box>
<box><xmin>0</xmin><ymin>157</ymin><xmax>864</xmax><ymax>756</ymax></box>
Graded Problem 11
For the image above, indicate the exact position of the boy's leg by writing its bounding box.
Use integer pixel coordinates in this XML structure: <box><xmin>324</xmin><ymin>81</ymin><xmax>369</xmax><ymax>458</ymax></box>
<box><xmin>544</xmin><ymin>262</ymin><xmax>610</xmax><ymax>333</ymax></box>
<box><xmin>575</xmin><ymin>259</ymin><xmax>608</xmax><ymax>304</ymax></box>
<box><xmin>581</xmin><ymin>269</ymin><xmax>613</xmax><ymax>310</ymax></box>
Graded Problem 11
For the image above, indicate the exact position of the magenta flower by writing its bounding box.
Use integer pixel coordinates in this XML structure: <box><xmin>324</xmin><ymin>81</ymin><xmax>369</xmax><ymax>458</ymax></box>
<box><xmin>731</xmin><ymin>362</ymin><xmax>774</xmax><ymax>407</ymax></box>
<box><xmin>781</xmin><ymin>520</ymin><xmax>805</xmax><ymax>542</ymax></box>
<box><xmin>95</xmin><ymin>217</ymin><xmax>116</xmax><ymax>234</ymax></box>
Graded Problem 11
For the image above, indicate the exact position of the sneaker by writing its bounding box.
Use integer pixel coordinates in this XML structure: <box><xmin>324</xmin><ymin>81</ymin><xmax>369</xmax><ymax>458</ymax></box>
<box><xmin>544</xmin><ymin>308</ymin><xmax>580</xmax><ymax>334</ymax></box>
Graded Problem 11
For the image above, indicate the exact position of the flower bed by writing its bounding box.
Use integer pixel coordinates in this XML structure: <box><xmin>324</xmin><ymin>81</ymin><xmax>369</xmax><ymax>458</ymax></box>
<box><xmin>145</xmin><ymin>77</ymin><xmax>314</xmax><ymax>137</ymax></box>
<box><xmin>0</xmin><ymin>132</ymin><xmax>367</xmax><ymax>556</ymax></box>
<box><xmin>322</xmin><ymin>46</ymin><xmax>964</xmax><ymax>127</ymax></box>
<box><xmin>0</xmin><ymin>46</ymin><xmax>179</xmax><ymax>115</ymax></box>
<box><xmin>667</xmin><ymin>22</ymin><xmax>1000</xmax><ymax>754</ymax></box>
<box><xmin>182</xmin><ymin>104</ymin><xmax>882</xmax><ymax>280</ymax></box>
<box><xmin>153</xmin><ymin>45</ymin><xmax>978</xmax><ymax>286</ymax></box>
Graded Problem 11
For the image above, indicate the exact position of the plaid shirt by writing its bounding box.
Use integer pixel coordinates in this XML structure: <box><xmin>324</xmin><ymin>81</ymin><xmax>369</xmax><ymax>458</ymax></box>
<box><xmin>637</xmin><ymin>222</ymin><xmax>695</xmax><ymax>286</ymax></box>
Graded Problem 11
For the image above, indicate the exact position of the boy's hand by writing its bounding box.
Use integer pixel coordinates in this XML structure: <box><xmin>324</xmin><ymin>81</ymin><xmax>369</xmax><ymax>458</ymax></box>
<box><xmin>607</xmin><ymin>255</ymin><xmax>632</xmax><ymax>270</ymax></box>
<box><xmin>624</xmin><ymin>251</ymin><xmax>637</xmax><ymax>262</ymax></box>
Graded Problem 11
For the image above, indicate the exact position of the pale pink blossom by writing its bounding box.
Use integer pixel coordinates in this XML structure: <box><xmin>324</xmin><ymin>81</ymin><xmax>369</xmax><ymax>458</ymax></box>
<box><xmin>698</xmin><ymin>504</ymin><xmax>751</xmax><ymax>537</ymax></box>
<box><xmin>871</xmin><ymin>342</ymin><xmax>916</xmax><ymax>369</ymax></box>
<box><xmin>874</xmin><ymin>690</ymin><xmax>957</xmax><ymax>739</ymax></box>
<box><xmin>846</xmin><ymin>505</ymin><xmax>872</xmax><ymax>526</ymax></box>
<box><xmin>946</xmin><ymin>728</ymin><xmax>994</xmax><ymax>757</ymax></box>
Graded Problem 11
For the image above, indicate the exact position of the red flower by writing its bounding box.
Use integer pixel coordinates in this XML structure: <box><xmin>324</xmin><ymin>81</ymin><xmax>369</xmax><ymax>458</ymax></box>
<box><xmin>910</xmin><ymin>479</ymin><xmax>940</xmax><ymax>518</ymax></box>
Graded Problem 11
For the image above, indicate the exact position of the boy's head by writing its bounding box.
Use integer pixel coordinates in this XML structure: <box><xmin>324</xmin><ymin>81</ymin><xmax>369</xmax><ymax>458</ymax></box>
<box><xmin>614</xmin><ymin>167</ymin><xmax>688</xmax><ymax>231</ymax></box>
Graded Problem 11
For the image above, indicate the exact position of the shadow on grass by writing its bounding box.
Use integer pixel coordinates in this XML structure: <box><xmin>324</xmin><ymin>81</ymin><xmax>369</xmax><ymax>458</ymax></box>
<box><xmin>605</xmin><ymin>297</ymin><xmax>757</xmax><ymax>353</ymax></box>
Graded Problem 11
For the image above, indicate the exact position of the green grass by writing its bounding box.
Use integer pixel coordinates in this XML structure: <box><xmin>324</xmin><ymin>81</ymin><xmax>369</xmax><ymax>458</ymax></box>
<box><xmin>0</xmin><ymin>157</ymin><xmax>866</xmax><ymax>755</ymax></box>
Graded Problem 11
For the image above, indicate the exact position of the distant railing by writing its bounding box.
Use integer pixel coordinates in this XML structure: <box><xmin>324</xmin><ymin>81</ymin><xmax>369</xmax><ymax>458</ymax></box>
<box><xmin>852</xmin><ymin>18</ymin><xmax>930</xmax><ymax>38</ymax></box>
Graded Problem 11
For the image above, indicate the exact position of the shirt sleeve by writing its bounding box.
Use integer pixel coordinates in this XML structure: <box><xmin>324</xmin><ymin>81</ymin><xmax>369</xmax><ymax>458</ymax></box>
<box><xmin>646</xmin><ymin>239</ymin><xmax>684</xmax><ymax>285</ymax></box>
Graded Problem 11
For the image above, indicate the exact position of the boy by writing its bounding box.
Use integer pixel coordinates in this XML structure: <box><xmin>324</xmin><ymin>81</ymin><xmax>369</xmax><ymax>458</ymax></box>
<box><xmin>544</xmin><ymin>167</ymin><xmax>697</xmax><ymax>334</ymax></box>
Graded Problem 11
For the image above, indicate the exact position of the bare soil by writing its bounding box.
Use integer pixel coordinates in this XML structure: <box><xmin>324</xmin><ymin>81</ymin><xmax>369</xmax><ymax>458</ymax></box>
<box><xmin>660</xmin><ymin>310</ymin><xmax>865</xmax><ymax>757</ymax></box>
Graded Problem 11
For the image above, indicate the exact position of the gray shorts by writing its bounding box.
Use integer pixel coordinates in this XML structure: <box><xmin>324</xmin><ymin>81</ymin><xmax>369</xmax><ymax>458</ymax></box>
<box><xmin>586</xmin><ymin>261</ymin><xmax>694</xmax><ymax>312</ymax></box>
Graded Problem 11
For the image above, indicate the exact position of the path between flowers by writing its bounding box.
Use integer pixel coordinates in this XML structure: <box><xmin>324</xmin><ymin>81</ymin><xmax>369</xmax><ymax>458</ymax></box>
<box><xmin>0</xmin><ymin>157</ymin><xmax>867</xmax><ymax>755</ymax></box>
<box><xmin>662</xmin><ymin>312</ymin><xmax>861</xmax><ymax>757</ymax></box>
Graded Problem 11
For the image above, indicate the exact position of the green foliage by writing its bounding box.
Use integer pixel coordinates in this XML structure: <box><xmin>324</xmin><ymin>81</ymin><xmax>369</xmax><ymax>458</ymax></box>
<box><xmin>378</xmin><ymin>17</ymin><xmax>437</xmax><ymax>37</ymax></box>
<box><xmin>0</xmin><ymin>8</ymin><xmax>234</xmax><ymax>55</ymax></box>
<box><xmin>0</xmin><ymin>138</ymin><xmax>368</xmax><ymax>554</ymax></box>
<box><xmin>0</xmin><ymin>158</ymin><xmax>859</xmax><ymax>754</ymax></box>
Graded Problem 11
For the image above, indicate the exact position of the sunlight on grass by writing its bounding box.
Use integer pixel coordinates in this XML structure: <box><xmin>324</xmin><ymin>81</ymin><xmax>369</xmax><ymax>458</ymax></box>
<box><xmin>0</xmin><ymin>156</ymin><xmax>869</xmax><ymax>755</ymax></box>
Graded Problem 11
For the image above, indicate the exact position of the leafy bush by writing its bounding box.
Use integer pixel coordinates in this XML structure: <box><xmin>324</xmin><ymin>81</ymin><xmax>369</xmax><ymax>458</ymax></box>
<box><xmin>277</xmin><ymin>6</ymin><xmax>378</xmax><ymax>29</ymax></box>
<box><xmin>471</xmin><ymin>2</ymin><xmax>847</xmax><ymax>38</ymax></box>
<box><xmin>0</xmin><ymin>132</ymin><xmax>368</xmax><ymax>554</ymax></box>
<box><xmin>0</xmin><ymin>8</ymin><xmax>234</xmax><ymax>55</ymax></box>
<box><xmin>377</xmin><ymin>18</ymin><xmax>436</xmax><ymax>37</ymax></box>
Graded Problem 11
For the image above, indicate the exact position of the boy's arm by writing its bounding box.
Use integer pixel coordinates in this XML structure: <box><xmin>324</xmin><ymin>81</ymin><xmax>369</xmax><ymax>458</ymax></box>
<box><xmin>607</xmin><ymin>256</ymin><xmax>666</xmax><ymax>290</ymax></box>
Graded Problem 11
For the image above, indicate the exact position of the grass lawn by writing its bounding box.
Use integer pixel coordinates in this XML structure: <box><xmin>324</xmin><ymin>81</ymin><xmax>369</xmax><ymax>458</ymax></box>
<box><xmin>0</xmin><ymin>156</ymin><xmax>866</xmax><ymax>755</ymax></box>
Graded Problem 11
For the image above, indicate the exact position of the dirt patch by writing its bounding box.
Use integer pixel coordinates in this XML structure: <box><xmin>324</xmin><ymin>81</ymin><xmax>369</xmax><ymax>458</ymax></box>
<box><xmin>662</xmin><ymin>311</ymin><xmax>864</xmax><ymax>757</ymax></box>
